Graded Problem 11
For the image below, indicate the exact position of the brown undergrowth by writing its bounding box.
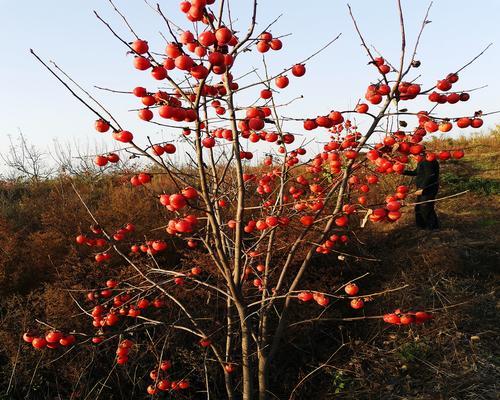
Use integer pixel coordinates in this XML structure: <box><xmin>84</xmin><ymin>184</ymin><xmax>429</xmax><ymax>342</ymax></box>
<box><xmin>0</xmin><ymin>130</ymin><xmax>498</xmax><ymax>399</ymax></box>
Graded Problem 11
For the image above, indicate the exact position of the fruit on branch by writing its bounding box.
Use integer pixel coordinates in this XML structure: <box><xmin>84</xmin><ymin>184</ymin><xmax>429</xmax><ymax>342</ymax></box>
<box><xmin>344</xmin><ymin>150</ymin><xmax>358</xmax><ymax>159</ymax></box>
<box><xmin>344</xmin><ymin>283</ymin><xmax>359</xmax><ymax>296</ymax></box>
<box><xmin>106</xmin><ymin>279</ymin><xmax>118</xmax><ymax>288</ymax></box>
<box><xmin>355</xmin><ymin>103</ymin><xmax>369</xmax><ymax>113</ymax></box>
<box><xmin>215</xmin><ymin>26</ymin><xmax>233</xmax><ymax>44</ymax></box>
<box><xmin>315</xmin><ymin>295</ymin><xmax>330</xmax><ymax>306</ymax></box>
<box><xmin>156</xmin><ymin>379</ymin><xmax>170</xmax><ymax>390</ymax></box>
<box><xmin>169</xmin><ymin>194</ymin><xmax>188</xmax><ymax>210</ymax></box>
<box><xmin>253</xmin><ymin>278</ymin><xmax>262</xmax><ymax>288</ymax></box>
<box><xmin>151</xmin><ymin>240</ymin><xmax>167</xmax><ymax>252</ymax></box>
<box><xmin>357</xmin><ymin>195</ymin><xmax>367</xmax><ymax>205</ymax></box>
<box><xmin>270</xmin><ymin>38</ymin><xmax>282</xmax><ymax>50</ymax></box>
<box><xmin>452</xmin><ymin>149</ymin><xmax>464</xmax><ymax>159</ymax></box>
<box><xmin>149</xmin><ymin>370</ymin><xmax>159</xmax><ymax>381</ymax></box>
<box><xmin>257</xmin><ymin>40</ymin><xmax>270</xmax><ymax>53</ymax></box>
<box><xmin>130</xmin><ymin>175</ymin><xmax>142</xmax><ymax>186</ymax></box>
<box><xmin>107</xmin><ymin>153</ymin><xmax>119</xmax><ymax>163</ymax></box>
<box><xmin>133</xmin><ymin>56</ymin><xmax>151</xmax><ymax>71</ymax></box>
<box><xmin>151</xmin><ymin>66</ymin><xmax>167</xmax><ymax>80</ymax></box>
<box><xmin>94</xmin><ymin>119</ymin><xmax>110</xmax><ymax>133</ymax></box>
<box><xmin>409</xmin><ymin>144</ymin><xmax>424</xmax><ymax>155</ymax></box>
<box><xmin>178</xmin><ymin>380</ymin><xmax>190</xmax><ymax>389</ymax></box>
<box><xmin>260</xmin><ymin>89</ymin><xmax>273</xmax><ymax>99</ymax></box>
<box><xmin>95</xmin><ymin>252</ymin><xmax>111</xmax><ymax>263</ymax></box>
<box><xmin>398</xmin><ymin>82</ymin><xmax>420</xmax><ymax>100</ymax></box>
<box><xmin>365</xmin><ymin>83</ymin><xmax>390</xmax><ymax>104</ymax></box>
<box><xmin>165</xmin><ymin>43</ymin><xmax>182</xmax><ymax>59</ymax></box>
<box><xmin>425</xmin><ymin>152</ymin><xmax>436</xmax><ymax>161</ymax></box>
<box><xmin>400</xmin><ymin>314</ymin><xmax>415</xmax><ymax>325</ymax></box>
<box><xmin>225</xmin><ymin>363</ymin><xmax>236</xmax><ymax>373</ymax></box>
<box><xmin>112</xmin><ymin>130</ymin><xmax>134</xmax><ymax>143</ymax></box>
<box><xmin>141</xmin><ymin>95</ymin><xmax>156</xmax><ymax>106</ymax></box>
<box><xmin>350</xmin><ymin>298</ymin><xmax>364</xmax><ymax>309</ymax></box>
<box><xmin>175</xmin><ymin>54</ymin><xmax>195</xmax><ymax>71</ymax></box>
<box><xmin>447</xmin><ymin>73</ymin><xmax>459</xmax><ymax>83</ymax></box>
<box><xmin>23</xmin><ymin>330</ymin><xmax>76</xmax><ymax>350</ymax></box>
<box><xmin>439</xmin><ymin>122</ymin><xmax>452</xmax><ymax>132</ymax></box>
<box><xmin>383</xmin><ymin>310</ymin><xmax>433</xmax><ymax>325</ymax></box>
<box><xmin>447</xmin><ymin>93</ymin><xmax>460</xmax><ymax>104</ymax></box>
<box><xmin>302</xmin><ymin>119</ymin><xmax>318</xmax><ymax>132</ymax></box>
<box><xmin>138</xmin><ymin>173</ymin><xmax>152</xmax><ymax>184</ymax></box>
<box><xmin>128</xmin><ymin>307</ymin><xmax>141</xmax><ymax>317</ymax></box>
<box><xmin>181</xmin><ymin>186</ymin><xmax>199</xmax><ymax>200</ymax></box>
<box><xmin>471</xmin><ymin>118</ymin><xmax>483</xmax><ymax>128</ymax></box>
<box><xmin>366</xmin><ymin>174</ymin><xmax>379</xmax><ymax>184</ymax></box>
<box><xmin>275</xmin><ymin>75</ymin><xmax>289</xmax><ymax>89</ymax></box>
<box><xmin>460</xmin><ymin>92</ymin><xmax>470</xmax><ymax>101</ymax></box>
<box><xmin>152</xmin><ymin>144</ymin><xmax>166</xmax><ymax>156</ymax></box>
<box><xmin>260</xmin><ymin>32</ymin><xmax>273</xmax><ymax>41</ymax></box>
<box><xmin>133</xmin><ymin>86</ymin><xmax>147</xmax><ymax>97</ymax></box>
<box><xmin>335</xmin><ymin>215</ymin><xmax>349</xmax><ymax>227</ymax></box>
<box><xmin>146</xmin><ymin>385</ymin><xmax>158</xmax><ymax>395</ymax></box>
<box><xmin>373</xmin><ymin>57</ymin><xmax>389</xmax><ymax>74</ymax></box>
<box><xmin>438</xmin><ymin>150</ymin><xmax>451</xmax><ymax>161</ymax></box>
<box><xmin>162</xmin><ymin>143</ymin><xmax>176</xmax><ymax>154</ymax></box>
<box><xmin>424</xmin><ymin>120</ymin><xmax>439</xmax><ymax>133</ymax></box>
<box><xmin>299</xmin><ymin>215</ymin><xmax>314</xmax><ymax>226</ymax></box>
<box><xmin>59</xmin><ymin>334</ymin><xmax>76</xmax><ymax>346</ymax></box>
<box><xmin>94</xmin><ymin>155</ymin><xmax>108</xmax><ymax>167</ymax></box>
<box><xmin>131</xmin><ymin>39</ymin><xmax>149</xmax><ymax>54</ymax></box>
<box><xmin>436</xmin><ymin>79</ymin><xmax>452</xmax><ymax>91</ymax></box>
<box><xmin>22</xmin><ymin>332</ymin><xmax>34</xmax><ymax>343</ymax></box>
<box><xmin>45</xmin><ymin>331</ymin><xmax>62</xmax><ymax>343</ymax></box>
<box><xmin>298</xmin><ymin>292</ymin><xmax>314</xmax><ymax>302</ymax></box>
<box><xmin>31</xmin><ymin>337</ymin><xmax>47</xmax><ymax>349</ymax></box>
<box><xmin>202</xmin><ymin>136</ymin><xmax>216</xmax><ymax>148</ymax></box>
<box><xmin>415</xmin><ymin>311</ymin><xmax>433</xmax><ymax>323</ymax></box>
<box><xmin>386</xmin><ymin>200</ymin><xmax>401</xmax><ymax>212</ymax></box>
<box><xmin>90</xmin><ymin>336</ymin><xmax>103</xmax><ymax>344</ymax></box>
<box><xmin>291</xmin><ymin>64</ymin><xmax>306</xmax><ymax>77</ymax></box>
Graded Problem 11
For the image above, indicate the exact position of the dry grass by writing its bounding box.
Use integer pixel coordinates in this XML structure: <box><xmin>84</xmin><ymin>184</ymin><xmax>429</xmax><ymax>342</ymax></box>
<box><xmin>292</xmin><ymin>131</ymin><xmax>500</xmax><ymax>399</ymax></box>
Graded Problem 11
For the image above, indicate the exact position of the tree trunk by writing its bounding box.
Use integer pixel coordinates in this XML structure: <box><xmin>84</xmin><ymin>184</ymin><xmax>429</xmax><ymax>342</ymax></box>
<box><xmin>258</xmin><ymin>349</ymin><xmax>268</xmax><ymax>400</ymax></box>
<box><xmin>236</xmin><ymin>304</ymin><xmax>253</xmax><ymax>400</ymax></box>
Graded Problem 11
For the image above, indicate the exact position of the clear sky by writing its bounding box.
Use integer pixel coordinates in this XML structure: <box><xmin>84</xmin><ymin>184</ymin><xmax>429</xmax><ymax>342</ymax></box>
<box><xmin>1</xmin><ymin>0</ymin><xmax>499</xmax><ymax>168</ymax></box>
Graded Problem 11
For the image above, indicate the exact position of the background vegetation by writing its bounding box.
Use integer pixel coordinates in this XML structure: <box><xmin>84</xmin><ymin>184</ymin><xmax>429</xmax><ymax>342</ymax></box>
<box><xmin>0</xmin><ymin>129</ymin><xmax>498</xmax><ymax>399</ymax></box>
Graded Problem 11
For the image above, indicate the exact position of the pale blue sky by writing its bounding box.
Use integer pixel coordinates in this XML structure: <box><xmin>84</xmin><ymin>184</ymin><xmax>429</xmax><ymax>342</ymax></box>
<box><xmin>1</xmin><ymin>0</ymin><xmax>499</xmax><ymax>165</ymax></box>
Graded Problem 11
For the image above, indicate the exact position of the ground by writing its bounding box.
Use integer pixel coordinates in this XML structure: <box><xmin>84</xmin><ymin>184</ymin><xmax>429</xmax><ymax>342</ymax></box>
<box><xmin>307</xmin><ymin>131</ymin><xmax>499</xmax><ymax>399</ymax></box>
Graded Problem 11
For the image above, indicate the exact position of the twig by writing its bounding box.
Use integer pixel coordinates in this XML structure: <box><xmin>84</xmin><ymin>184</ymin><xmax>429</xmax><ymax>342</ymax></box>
<box><xmin>289</xmin><ymin>344</ymin><xmax>346</xmax><ymax>399</ymax></box>
<box><xmin>405</xmin><ymin>190</ymin><xmax>470</xmax><ymax>206</ymax></box>
<box><xmin>108</xmin><ymin>0</ymin><xmax>139</xmax><ymax>39</ymax></box>
<box><xmin>30</xmin><ymin>50</ymin><xmax>117</xmax><ymax>129</ymax></box>
<box><xmin>50</xmin><ymin>61</ymin><xmax>122</xmax><ymax>130</ymax></box>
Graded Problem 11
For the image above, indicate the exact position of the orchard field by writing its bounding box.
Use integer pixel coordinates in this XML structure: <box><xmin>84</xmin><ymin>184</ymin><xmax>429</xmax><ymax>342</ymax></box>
<box><xmin>0</xmin><ymin>0</ymin><xmax>499</xmax><ymax>399</ymax></box>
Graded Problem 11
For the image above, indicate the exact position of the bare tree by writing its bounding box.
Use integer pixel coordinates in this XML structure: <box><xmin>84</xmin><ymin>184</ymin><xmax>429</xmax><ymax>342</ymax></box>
<box><xmin>1</xmin><ymin>132</ymin><xmax>54</xmax><ymax>181</ymax></box>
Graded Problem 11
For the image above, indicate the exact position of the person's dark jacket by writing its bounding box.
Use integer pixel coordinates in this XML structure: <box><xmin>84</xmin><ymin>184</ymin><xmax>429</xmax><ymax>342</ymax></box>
<box><xmin>403</xmin><ymin>159</ymin><xmax>439</xmax><ymax>196</ymax></box>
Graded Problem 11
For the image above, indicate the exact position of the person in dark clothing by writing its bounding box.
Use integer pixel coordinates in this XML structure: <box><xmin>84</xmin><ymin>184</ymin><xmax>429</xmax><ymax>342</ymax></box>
<box><xmin>403</xmin><ymin>159</ymin><xmax>440</xmax><ymax>230</ymax></box>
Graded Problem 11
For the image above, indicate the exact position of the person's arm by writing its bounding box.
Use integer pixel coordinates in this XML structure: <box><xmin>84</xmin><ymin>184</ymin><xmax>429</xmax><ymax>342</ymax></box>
<box><xmin>402</xmin><ymin>168</ymin><xmax>417</xmax><ymax>176</ymax></box>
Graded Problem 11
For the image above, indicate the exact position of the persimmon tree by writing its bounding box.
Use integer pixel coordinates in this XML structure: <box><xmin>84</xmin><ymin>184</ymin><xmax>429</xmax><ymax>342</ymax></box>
<box><xmin>24</xmin><ymin>0</ymin><xmax>494</xmax><ymax>399</ymax></box>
